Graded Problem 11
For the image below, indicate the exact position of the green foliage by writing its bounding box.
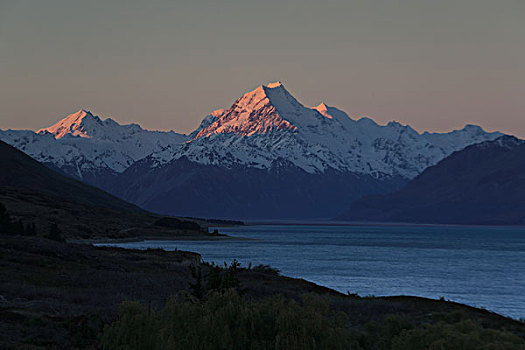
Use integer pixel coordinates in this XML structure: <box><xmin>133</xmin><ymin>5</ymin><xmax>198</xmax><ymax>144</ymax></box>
<box><xmin>217</xmin><ymin>259</ymin><xmax>241</xmax><ymax>291</ymax></box>
<box><xmin>102</xmin><ymin>289</ymin><xmax>525</xmax><ymax>350</ymax></box>
<box><xmin>189</xmin><ymin>265</ymin><xmax>204</xmax><ymax>300</ymax></box>
<box><xmin>102</xmin><ymin>301</ymin><xmax>160</xmax><ymax>350</ymax></box>
<box><xmin>363</xmin><ymin>314</ymin><xmax>414</xmax><ymax>350</ymax></box>
<box><xmin>189</xmin><ymin>260</ymin><xmax>242</xmax><ymax>299</ymax></box>
<box><xmin>391</xmin><ymin>319</ymin><xmax>525</xmax><ymax>350</ymax></box>
<box><xmin>362</xmin><ymin>311</ymin><xmax>525</xmax><ymax>350</ymax></box>
<box><xmin>102</xmin><ymin>289</ymin><xmax>362</xmax><ymax>350</ymax></box>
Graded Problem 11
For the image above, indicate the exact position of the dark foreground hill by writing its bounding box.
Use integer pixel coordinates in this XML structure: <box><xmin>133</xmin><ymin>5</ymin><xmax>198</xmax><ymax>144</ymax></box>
<box><xmin>2</xmin><ymin>235</ymin><xmax>525</xmax><ymax>349</ymax></box>
<box><xmin>0</xmin><ymin>187</ymin><xmax>218</xmax><ymax>241</ymax></box>
<box><xmin>0</xmin><ymin>140</ymin><xmax>225</xmax><ymax>241</ymax></box>
<box><xmin>0</xmin><ymin>140</ymin><xmax>141</xmax><ymax>213</ymax></box>
<box><xmin>338</xmin><ymin>136</ymin><xmax>525</xmax><ymax>225</ymax></box>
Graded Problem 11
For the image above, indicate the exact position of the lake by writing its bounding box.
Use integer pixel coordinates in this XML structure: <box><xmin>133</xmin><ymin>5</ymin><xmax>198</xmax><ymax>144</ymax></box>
<box><xmin>98</xmin><ymin>224</ymin><xmax>525</xmax><ymax>319</ymax></box>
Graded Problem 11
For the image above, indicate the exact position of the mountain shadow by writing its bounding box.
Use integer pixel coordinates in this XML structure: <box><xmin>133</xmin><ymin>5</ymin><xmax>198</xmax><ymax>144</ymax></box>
<box><xmin>337</xmin><ymin>136</ymin><xmax>525</xmax><ymax>225</ymax></box>
<box><xmin>0</xmin><ymin>140</ymin><xmax>142</xmax><ymax>213</ymax></box>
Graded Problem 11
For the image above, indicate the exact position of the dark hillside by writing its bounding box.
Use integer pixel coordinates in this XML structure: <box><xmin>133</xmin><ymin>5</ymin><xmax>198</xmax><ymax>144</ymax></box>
<box><xmin>338</xmin><ymin>136</ymin><xmax>525</xmax><ymax>225</ymax></box>
<box><xmin>1</xmin><ymin>235</ymin><xmax>524</xmax><ymax>349</ymax></box>
<box><xmin>0</xmin><ymin>140</ymin><xmax>141</xmax><ymax>213</ymax></box>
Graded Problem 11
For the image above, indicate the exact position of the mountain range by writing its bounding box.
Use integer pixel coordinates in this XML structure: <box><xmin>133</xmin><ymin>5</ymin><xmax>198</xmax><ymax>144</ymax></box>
<box><xmin>0</xmin><ymin>110</ymin><xmax>187</xmax><ymax>188</ymax></box>
<box><xmin>338</xmin><ymin>136</ymin><xmax>525</xmax><ymax>225</ymax></box>
<box><xmin>0</xmin><ymin>82</ymin><xmax>504</xmax><ymax>219</ymax></box>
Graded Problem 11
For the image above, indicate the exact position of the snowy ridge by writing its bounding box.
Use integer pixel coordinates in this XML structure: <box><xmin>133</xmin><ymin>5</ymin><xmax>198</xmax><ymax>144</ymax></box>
<box><xmin>149</xmin><ymin>82</ymin><xmax>502</xmax><ymax>179</ymax></box>
<box><xmin>0</xmin><ymin>110</ymin><xmax>188</xmax><ymax>179</ymax></box>
<box><xmin>460</xmin><ymin>135</ymin><xmax>525</xmax><ymax>152</ymax></box>
<box><xmin>0</xmin><ymin>82</ymin><xmax>504</xmax><ymax>183</ymax></box>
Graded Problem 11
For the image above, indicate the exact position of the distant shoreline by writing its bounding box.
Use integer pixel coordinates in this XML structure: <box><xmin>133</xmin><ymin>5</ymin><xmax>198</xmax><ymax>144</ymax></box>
<box><xmin>72</xmin><ymin>234</ymin><xmax>257</xmax><ymax>245</ymax></box>
<box><xmin>241</xmin><ymin>220</ymin><xmax>525</xmax><ymax>229</ymax></box>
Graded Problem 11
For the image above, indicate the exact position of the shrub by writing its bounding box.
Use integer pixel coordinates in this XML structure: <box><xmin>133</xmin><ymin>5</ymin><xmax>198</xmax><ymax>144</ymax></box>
<box><xmin>102</xmin><ymin>289</ymin><xmax>362</xmax><ymax>350</ymax></box>
<box><xmin>391</xmin><ymin>319</ymin><xmax>525</xmax><ymax>350</ymax></box>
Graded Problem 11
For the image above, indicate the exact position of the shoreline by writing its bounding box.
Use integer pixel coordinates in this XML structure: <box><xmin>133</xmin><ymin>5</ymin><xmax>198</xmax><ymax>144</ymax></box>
<box><xmin>4</xmin><ymin>235</ymin><xmax>525</xmax><ymax>348</ymax></box>
<box><xmin>76</xmin><ymin>236</ymin><xmax>521</xmax><ymax>322</ymax></box>
<box><xmin>241</xmin><ymin>220</ymin><xmax>525</xmax><ymax>229</ymax></box>
<box><xmin>71</xmin><ymin>234</ymin><xmax>257</xmax><ymax>245</ymax></box>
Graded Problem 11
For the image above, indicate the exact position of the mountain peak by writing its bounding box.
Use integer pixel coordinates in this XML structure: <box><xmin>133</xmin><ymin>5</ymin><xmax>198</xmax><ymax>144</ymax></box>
<box><xmin>314</xmin><ymin>102</ymin><xmax>333</xmax><ymax>119</ymax></box>
<box><xmin>77</xmin><ymin>108</ymin><xmax>91</xmax><ymax>114</ymax></box>
<box><xmin>38</xmin><ymin>109</ymin><xmax>102</xmax><ymax>139</ymax></box>
<box><xmin>316</xmin><ymin>102</ymin><xmax>328</xmax><ymax>110</ymax></box>
<box><xmin>265</xmin><ymin>81</ymin><xmax>284</xmax><ymax>89</ymax></box>
<box><xmin>462</xmin><ymin>124</ymin><xmax>483</xmax><ymax>132</ymax></box>
<box><xmin>68</xmin><ymin>109</ymin><xmax>94</xmax><ymax>121</ymax></box>
<box><xmin>244</xmin><ymin>81</ymin><xmax>294</xmax><ymax>105</ymax></box>
<box><xmin>192</xmin><ymin>82</ymin><xmax>302</xmax><ymax>139</ymax></box>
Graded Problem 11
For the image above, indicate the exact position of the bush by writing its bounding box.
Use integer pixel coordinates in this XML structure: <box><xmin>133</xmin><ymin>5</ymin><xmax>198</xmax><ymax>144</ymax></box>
<box><xmin>102</xmin><ymin>289</ymin><xmax>525</xmax><ymax>350</ymax></box>
<box><xmin>392</xmin><ymin>319</ymin><xmax>525</xmax><ymax>350</ymax></box>
<box><xmin>102</xmin><ymin>289</ymin><xmax>362</xmax><ymax>350</ymax></box>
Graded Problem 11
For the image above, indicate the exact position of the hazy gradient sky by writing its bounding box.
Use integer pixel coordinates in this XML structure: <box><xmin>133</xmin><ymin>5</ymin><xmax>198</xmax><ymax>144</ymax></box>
<box><xmin>1</xmin><ymin>0</ymin><xmax>524</xmax><ymax>136</ymax></box>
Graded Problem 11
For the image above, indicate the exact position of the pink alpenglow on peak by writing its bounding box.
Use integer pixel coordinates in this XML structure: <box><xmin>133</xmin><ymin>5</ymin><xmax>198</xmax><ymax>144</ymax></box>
<box><xmin>314</xmin><ymin>102</ymin><xmax>332</xmax><ymax>119</ymax></box>
<box><xmin>2</xmin><ymin>81</ymin><xmax>503</xmax><ymax>183</ymax></box>
<box><xmin>38</xmin><ymin>109</ymin><xmax>101</xmax><ymax>139</ymax></box>
<box><xmin>1</xmin><ymin>108</ymin><xmax>188</xmax><ymax>177</ymax></box>
<box><xmin>315</xmin><ymin>102</ymin><xmax>329</xmax><ymax>111</ymax></box>
<box><xmin>166</xmin><ymin>81</ymin><xmax>503</xmax><ymax>178</ymax></box>
<box><xmin>265</xmin><ymin>81</ymin><xmax>284</xmax><ymax>88</ymax></box>
<box><xmin>194</xmin><ymin>82</ymin><xmax>299</xmax><ymax>138</ymax></box>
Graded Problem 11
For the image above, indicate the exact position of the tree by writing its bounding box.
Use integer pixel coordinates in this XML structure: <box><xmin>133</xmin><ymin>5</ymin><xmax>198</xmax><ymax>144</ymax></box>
<box><xmin>45</xmin><ymin>222</ymin><xmax>65</xmax><ymax>242</ymax></box>
<box><xmin>0</xmin><ymin>202</ymin><xmax>11</xmax><ymax>233</ymax></box>
<box><xmin>25</xmin><ymin>222</ymin><xmax>36</xmax><ymax>236</ymax></box>
<box><xmin>189</xmin><ymin>265</ymin><xmax>204</xmax><ymax>300</ymax></box>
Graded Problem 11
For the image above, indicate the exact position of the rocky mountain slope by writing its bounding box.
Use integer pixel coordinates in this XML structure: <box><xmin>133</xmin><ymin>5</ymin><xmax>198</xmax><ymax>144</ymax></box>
<box><xmin>338</xmin><ymin>136</ymin><xmax>525</xmax><ymax>225</ymax></box>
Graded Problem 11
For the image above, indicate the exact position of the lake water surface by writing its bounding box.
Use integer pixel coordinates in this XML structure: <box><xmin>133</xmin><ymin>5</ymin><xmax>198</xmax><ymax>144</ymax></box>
<box><xmin>99</xmin><ymin>225</ymin><xmax>525</xmax><ymax>319</ymax></box>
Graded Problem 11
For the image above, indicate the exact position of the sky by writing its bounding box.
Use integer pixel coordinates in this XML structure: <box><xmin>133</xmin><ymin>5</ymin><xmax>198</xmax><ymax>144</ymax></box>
<box><xmin>1</xmin><ymin>0</ymin><xmax>524</xmax><ymax>136</ymax></box>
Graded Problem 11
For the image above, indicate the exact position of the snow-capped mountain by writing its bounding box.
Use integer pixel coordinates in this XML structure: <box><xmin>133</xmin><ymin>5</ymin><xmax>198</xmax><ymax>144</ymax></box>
<box><xmin>106</xmin><ymin>82</ymin><xmax>504</xmax><ymax>219</ymax></box>
<box><xmin>147</xmin><ymin>81</ymin><xmax>502</xmax><ymax>179</ymax></box>
<box><xmin>0</xmin><ymin>82</ymin><xmax>505</xmax><ymax>219</ymax></box>
<box><xmin>0</xmin><ymin>109</ymin><xmax>187</xmax><ymax>187</ymax></box>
